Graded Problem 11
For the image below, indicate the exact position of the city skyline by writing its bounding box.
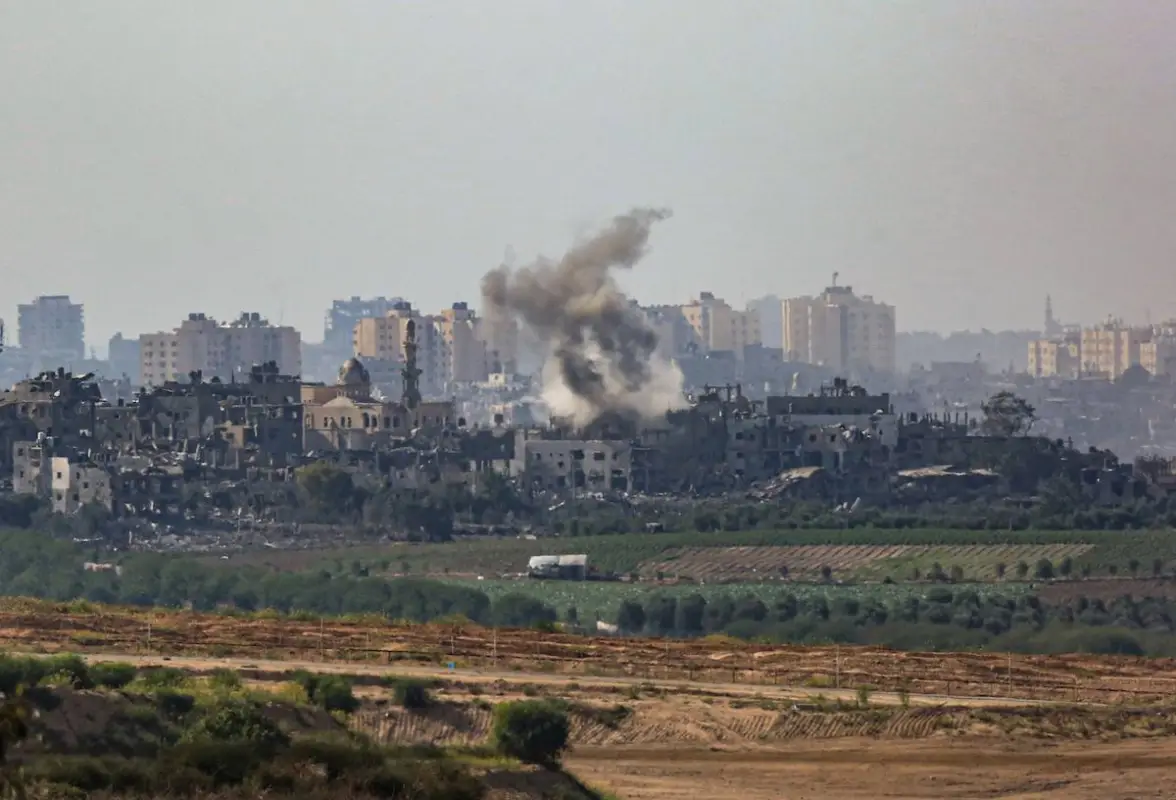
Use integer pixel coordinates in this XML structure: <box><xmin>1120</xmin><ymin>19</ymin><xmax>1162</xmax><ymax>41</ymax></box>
<box><xmin>3</xmin><ymin>2</ymin><xmax>1174</xmax><ymax>345</ymax></box>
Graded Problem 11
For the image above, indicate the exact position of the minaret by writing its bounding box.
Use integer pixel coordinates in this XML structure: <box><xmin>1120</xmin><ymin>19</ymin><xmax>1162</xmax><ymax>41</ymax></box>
<box><xmin>401</xmin><ymin>319</ymin><xmax>422</xmax><ymax>411</ymax></box>
<box><xmin>1044</xmin><ymin>295</ymin><xmax>1058</xmax><ymax>336</ymax></box>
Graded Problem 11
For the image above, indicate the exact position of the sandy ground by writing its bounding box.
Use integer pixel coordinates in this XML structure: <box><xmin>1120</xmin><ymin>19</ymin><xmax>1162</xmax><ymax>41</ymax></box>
<box><xmin>569</xmin><ymin>739</ymin><xmax>1176</xmax><ymax>800</ymax></box>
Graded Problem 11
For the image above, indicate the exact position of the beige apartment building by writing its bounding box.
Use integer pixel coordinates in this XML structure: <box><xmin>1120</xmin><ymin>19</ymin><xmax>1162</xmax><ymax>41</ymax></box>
<box><xmin>352</xmin><ymin>302</ymin><xmax>494</xmax><ymax>391</ymax></box>
<box><xmin>1028</xmin><ymin>335</ymin><xmax>1081</xmax><ymax>378</ymax></box>
<box><xmin>1079</xmin><ymin>320</ymin><xmax>1148</xmax><ymax>380</ymax></box>
<box><xmin>1140</xmin><ymin>339</ymin><xmax>1176</xmax><ymax>377</ymax></box>
<box><xmin>139</xmin><ymin>313</ymin><xmax>301</xmax><ymax>387</ymax></box>
<box><xmin>435</xmin><ymin>303</ymin><xmax>489</xmax><ymax>383</ymax></box>
<box><xmin>674</xmin><ymin>293</ymin><xmax>762</xmax><ymax>356</ymax></box>
<box><xmin>783</xmin><ymin>284</ymin><xmax>896</xmax><ymax>373</ymax></box>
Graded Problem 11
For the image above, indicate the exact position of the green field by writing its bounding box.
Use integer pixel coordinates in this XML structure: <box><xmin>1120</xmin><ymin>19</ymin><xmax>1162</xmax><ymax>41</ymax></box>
<box><xmin>435</xmin><ymin>577</ymin><xmax>1033</xmax><ymax>625</ymax></box>
<box><xmin>217</xmin><ymin>527</ymin><xmax>1176</xmax><ymax>585</ymax></box>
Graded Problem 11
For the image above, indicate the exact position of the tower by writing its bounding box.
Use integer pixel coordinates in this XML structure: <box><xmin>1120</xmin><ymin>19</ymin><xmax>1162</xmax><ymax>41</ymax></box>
<box><xmin>401</xmin><ymin>319</ymin><xmax>422</xmax><ymax>411</ymax></box>
<box><xmin>1044</xmin><ymin>295</ymin><xmax>1059</xmax><ymax>336</ymax></box>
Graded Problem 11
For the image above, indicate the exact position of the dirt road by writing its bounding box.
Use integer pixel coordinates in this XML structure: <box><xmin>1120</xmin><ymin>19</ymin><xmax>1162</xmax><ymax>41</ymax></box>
<box><xmin>569</xmin><ymin>739</ymin><xmax>1176</xmax><ymax>799</ymax></box>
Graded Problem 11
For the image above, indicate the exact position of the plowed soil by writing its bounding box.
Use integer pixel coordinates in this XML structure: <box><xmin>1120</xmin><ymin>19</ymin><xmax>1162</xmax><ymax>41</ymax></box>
<box><xmin>568</xmin><ymin>739</ymin><xmax>1176</xmax><ymax>800</ymax></box>
<box><xmin>5</xmin><ymin>598</ymin><xmax>1176</xmax><ymax>704</ymax></box>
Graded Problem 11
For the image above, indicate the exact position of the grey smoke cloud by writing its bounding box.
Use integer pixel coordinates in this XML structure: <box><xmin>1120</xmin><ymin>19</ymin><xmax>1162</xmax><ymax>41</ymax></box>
<box><xmin>482</xmin><ymin>208</ymin><xmax>684</xmax><ymax>424</ymax></box>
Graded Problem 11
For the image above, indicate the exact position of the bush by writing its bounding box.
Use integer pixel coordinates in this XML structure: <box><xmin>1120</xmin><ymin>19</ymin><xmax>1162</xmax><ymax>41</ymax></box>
<box><xmin>90</xmin><ymin>662</ymin><xmax>137</xmax><ymax>690</ymax></box>
<box><xmin>389</xmin><ymin>677</ymin><xmax>433</xmax><ymax>710</ymax></box>
<box><xmin>492</xmin><ymin>700</ymin><xmax>570</xmax><ymax>767</ymax></box>
<box><xmin>137</xmin><ymin>667</ymin><xmax>186</xmax><ymax>690</ymax></box>
<box><xmin>291</xmin><ymin>671</ymin><xmax>360</xmax><ymax>713</ymax></box>
<box><xmin>41</xmin><ymin>655</ymin><xmax>93</xmax><ymax>689</ymax></box>
<box><xmin>181</xmin><ymin>698</ymin><xmax>289</xmax><ymax>749</ymax></box>
<box><xmin>155</xmin><ymin>690</ymin><xmax>196</xmax><ymax>716</ymax></box>
<box><xmin>206</xmin><ymin>668</ymin><xmax>243</xmax><ymax>694</ymax></box>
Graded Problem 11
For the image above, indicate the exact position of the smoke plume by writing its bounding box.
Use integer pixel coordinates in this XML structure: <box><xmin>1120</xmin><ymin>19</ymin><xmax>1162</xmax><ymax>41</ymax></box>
<box><xmin>481</xmin><ymin>207</ymin><xmax>685</xmax><ymax>426</ymax></box>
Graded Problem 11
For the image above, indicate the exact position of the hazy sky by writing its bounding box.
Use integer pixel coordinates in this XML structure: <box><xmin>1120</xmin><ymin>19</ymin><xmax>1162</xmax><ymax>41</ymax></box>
<box><xmin>2</xmin><ymin>1</ymin><xmax>1174</xmax><ymax>348</ymax></box>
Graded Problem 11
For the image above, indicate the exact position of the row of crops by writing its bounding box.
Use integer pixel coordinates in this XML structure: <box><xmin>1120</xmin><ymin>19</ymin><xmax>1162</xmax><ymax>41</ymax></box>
<box><xmin>366</xmin><ymin>528</ymin><xmax>1176</xmax><ymax>579</ymax></box>
<box><xmin>438</xmin><ymin>577</ymin><xmax>1036</xmax><ymax>625</ymax></box>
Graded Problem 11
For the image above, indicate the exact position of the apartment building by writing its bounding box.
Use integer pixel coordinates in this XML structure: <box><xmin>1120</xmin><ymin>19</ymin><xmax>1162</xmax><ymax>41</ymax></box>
<box><xmin>17</xmin><ymin>295</ymin><xmax>85</xmax><ymax>362</ymax></box>
<box><xmin>138</xmin><ymin>313</ymin><xmax>301</xmax><ymax>386</ymax></box>
<box><xmin>783</xmin><ymin>284</ymin><xmax>896</xmax><ymax>373</ymax></box>
<box><xmin>351</xmin><ymin>303</ymin><xmax>449</xmax><ymax>395</ymax></box>
<box><xmin>324</xmin><ymin>296</ymin><xmax>404</xmax><ymax>354</ymax></box>
<box><xmin>435</xmin><ymin>303</ymin><xmax>489</xmax><ymax>384</ymax></box>
<box><xmin>635</xmin><ymin>294</ymin><xmax>764</xmax><ymax>361</ymax></box>
<box><xmin>1079</xmin><ymin>320</ymin><xmax>1148</xmax><ymax>380</ymax></box>
<box><xmin>1028</xmin><ymin>335</ymin><xmax>1081</xmax><ymax>379</ymax></box>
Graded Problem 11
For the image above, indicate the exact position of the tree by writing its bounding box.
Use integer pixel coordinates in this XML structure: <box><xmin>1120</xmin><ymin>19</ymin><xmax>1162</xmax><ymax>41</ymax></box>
<box><xmin>616</xmin><ymin>600</ymin><xmax>646</xmax><ymax>633</ymax></box>
<box><xmin>296</xmin><ymin>461</ymin><xmax>360</xmax><ymax>519</ymax></box>
<box><xmin>675</xmin><ymin>594</ymin><xmax>707</xmax><ymax>634</ymax></box>
<box><xmin>1153</xmin><ymin>558</ymin><xmax>1164</xmax><ymax>577</ymax></box>
<box><xmin>1034</xmin><ymin>558</ymin><xmax>1054</xmax><ymax>580</ymax></box>
<box><xmin>995</xmin><ymin>562</ymin><xmax>1007</xmax><ymax>580</ymax></box>
<box><xmin>492</xmin><ymin>700</ymin><xmax>570</xmax><ymax>767</ymax></box>
<box><xmin>1059</xmin><ymin>557</ymin><xmax>1073</xmax><ymax>578</ymax></box>
<box><xmin>981</xmin><ymin>391</ymin><xmax>1037</xmax><ymax>437</ymax></box>
<box><xmin>0</xmin><ymin>692</ymin><xmax>30</xmax><ymax>799</ymax></box>
<box><xmin>1015</xmin><ymin>561</ymin><xmax>1030</xmax><ymax>579</ymax></box>
<box><xmin>1128</xmin><ymin>558</ymin><xmax>1141</xmax><ymax>577</ymax></box>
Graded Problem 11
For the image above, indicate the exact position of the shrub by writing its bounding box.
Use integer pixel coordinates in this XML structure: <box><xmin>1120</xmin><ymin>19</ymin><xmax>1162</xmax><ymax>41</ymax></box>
<box><xmin>155</xmin><ymin>690</ymin><xmax>197</xmax><ymax>717</ymax></box>
<box><xmin>492</xmin><ymin>700</ymin><xmax>570</xmax><ymax>767</ymax></box>
<box><xmin>181</xmin><ymin>698</ymin><xmax>289</xmax><ymax>749</ymax></box>
<box><xmin>164</xmin><ymin>740</ymin><xmax>268</xmax><ymax>786</ymax></box>
<box><xmin>856</xmin><ymin>685</ymin><xmax>872</xmax><ymax>708</ymax></box>
<box><xmin>41</xmin><ymin>655</ymin><xmax>92</xmax><ymax>690</ymax></box>
<box><xmin>207</xmin><ymin>668</ymin><xmax>243</xmax><ymax>694</ymax></box>
<box><xmin>292</xmin><ymin>671</ymin><xmax>360</xmax><ymax>713</ymax></box>
<box><xmin>90</xmin><ymin>662</ymin><xmax>137</xmax><ymax>690</ymax></box>
<box><xmin>137</xmin><ymin>667</ymin><xmax>186</xmax><ymax>690</ymax></box>
<box><xmin>389</xmin><ymin>678</ymin><xmax>432</xmax><ymax>710</ymax></box>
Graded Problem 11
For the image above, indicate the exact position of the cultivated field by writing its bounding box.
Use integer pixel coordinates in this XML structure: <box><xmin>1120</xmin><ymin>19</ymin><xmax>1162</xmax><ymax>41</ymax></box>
<box><xmin>438</xmin><ymin>576</ymin><xmax>1032</xmax><ymax>625</ymax></box>
<box><xmin>6</xmin><ymin>598</ymin><xmax>1176</xmax><ymax>704</ymax></box>
<box><xmin>638</xmin><ymin>542</ymin><xmax>1095</xmax><ymax>581</ymax></box>
<box><xmin>207</xmin><ymin>528</ymin><xmax>1176</xmax><ymax>584</ymax></box>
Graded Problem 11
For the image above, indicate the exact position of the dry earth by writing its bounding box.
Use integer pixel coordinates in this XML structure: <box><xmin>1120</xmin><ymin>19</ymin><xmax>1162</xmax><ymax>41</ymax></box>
<box><xmin>569</xmin><ymin>739</ymin><xmax>1176</xmax><ymax>800</ymax></box>
<box><xmin>7</xmin><ymin>598</ymin><xmax>1176</xmax><ymax>703</ymax></box>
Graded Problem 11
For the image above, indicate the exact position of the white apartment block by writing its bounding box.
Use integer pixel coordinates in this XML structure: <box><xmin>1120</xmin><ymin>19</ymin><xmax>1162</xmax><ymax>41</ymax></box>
<box><xmin>139</xmin><ymin>312</ymin><xmax>301</xmax><ymax>386</ymax></box>
<box><xmin>783</xmin><ymin>284</ymin><xmax>896</xmax><ymax>373</ymax></box>
<box><xmin>18</xmin><ymin>295</ymin><xmax>85</xmax><ymax>361</ymax></box>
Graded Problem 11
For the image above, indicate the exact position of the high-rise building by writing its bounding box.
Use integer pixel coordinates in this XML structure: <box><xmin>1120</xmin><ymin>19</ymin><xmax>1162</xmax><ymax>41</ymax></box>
<box><xmin>748</xmin><ymin>295</ymin><xmax>782</xmax><ymax>354</ymax></box>
<box><xmin>17</xmin><ymin>295</ymin><xmax>85</xmax><ymax>362</ymax></box>
<box><xmin>1028</xmin><ymin>334</ymin><xmax>1080</xmax><ymax>379</ymax></box>
<box><xmin>324</xmin><ymin>296</ymin><xmax>404</xmax><ymax>352</ymax></box>
<box><xmin>352</xmin><ymin>302</ymin><xmax>446</xmax><ymax>395</ymax></box>
<box><xmin>107</xmin><ymin>333</ymin><xmax>142</xmax><ymax>381</ymax></box>
<box><xmin>677</xmin><ymin>293</ymin><xmax>762</xmax><ymax>356</ymax></box>
<box><xmin>138</xmin><ymin>312</ymin><xmax>301</xmax><ymax>386</ymax></box>
<box><xmin>435</xmin><ymin>303</ymin><xmax>489</xmax><ymax>384</ymax></box>
<box><xmin>783</xmin><ymin>284</ymin><xmax>896</xmax><ymax>374</ymax></box>
<box><xmin>1079</xmin><ymin>318</ymin><xmax>1148</xmax><ymax>380</ymax></box>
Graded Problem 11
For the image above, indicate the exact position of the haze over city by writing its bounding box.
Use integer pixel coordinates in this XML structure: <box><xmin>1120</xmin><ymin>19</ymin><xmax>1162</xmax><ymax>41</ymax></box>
<box><xmin>3</xmin><ymin>1</ymin><xmax>1175</xmax><ymax>347</ymax></box>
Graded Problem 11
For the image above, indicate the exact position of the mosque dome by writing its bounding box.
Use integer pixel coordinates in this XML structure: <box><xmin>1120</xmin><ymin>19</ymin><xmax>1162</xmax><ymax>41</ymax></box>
<box><xmin>337</xmin><ymin>358</ymin><xmax>371</xmax><ymax>387</ymax></box>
